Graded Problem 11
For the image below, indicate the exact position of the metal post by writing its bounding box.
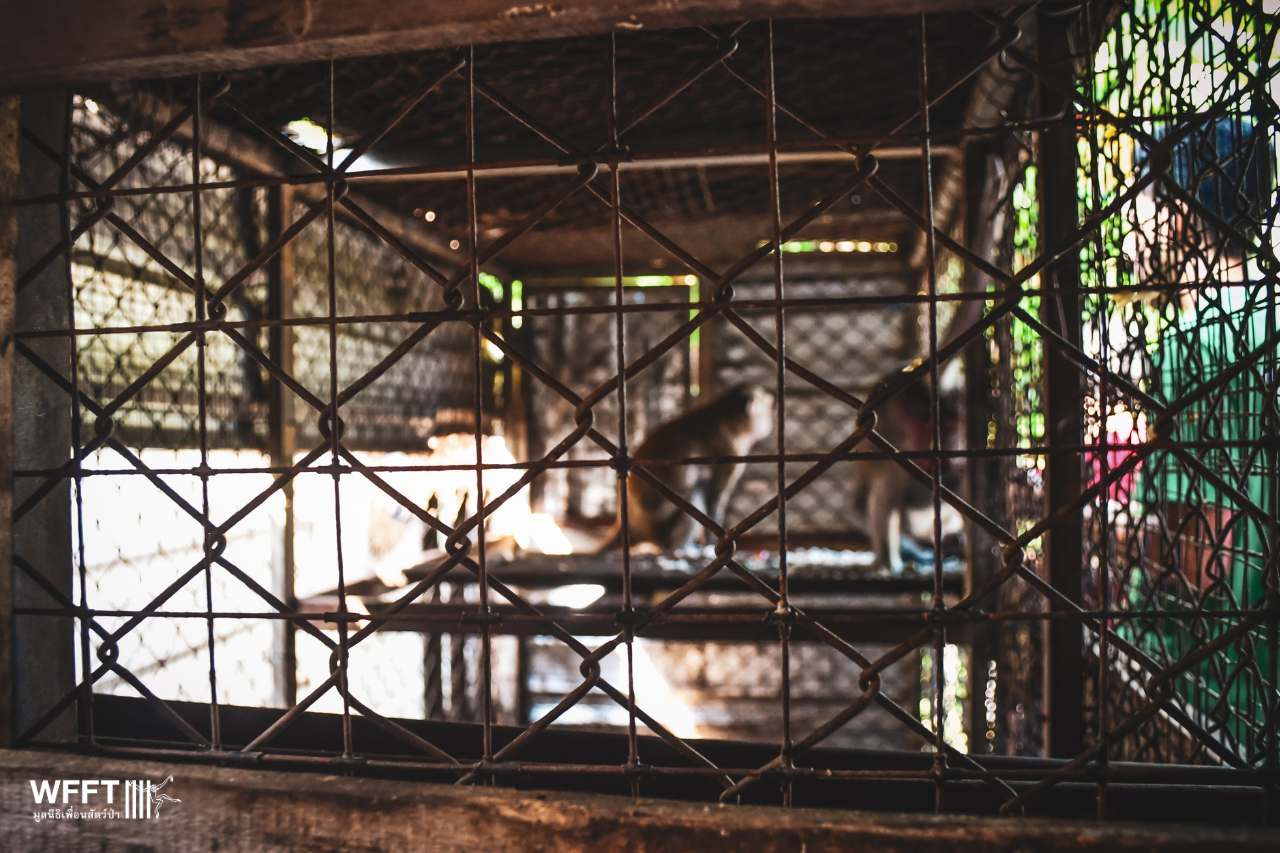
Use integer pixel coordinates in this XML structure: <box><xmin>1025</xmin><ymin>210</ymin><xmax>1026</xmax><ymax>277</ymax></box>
<box><xmin>267</xmin><ymin>184</ymin><xmax>298</xmax><ymax>709</ymax></box>
<box><xmin>1037</xmin><ymin>9</ymin><xmax>1086</xmax><ymax>760</ymax></box>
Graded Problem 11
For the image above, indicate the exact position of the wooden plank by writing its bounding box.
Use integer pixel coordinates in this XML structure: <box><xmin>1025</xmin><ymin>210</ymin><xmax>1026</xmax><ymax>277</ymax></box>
<box><xmin>0</xmin><ymin>96</ymin><xmax>17</xmax><ymax>747</ymax></box>
<box><xmin>12</xmin><ymin>93</ymin><xmax>77</xmax><ymax>743</ymax></box>
<box><xmin>296</xmin><ymin>598</ymin><xmax>969</xmax><ymax>645</ymax></box>
<box><xmin>5</xmin><ymin>0</ymin><xmax>1027</xmax><ymax>91</ymax></box>
<box><xmin>310</xmin><ymin>550</ymin><xmax>965</xmax><ymax>598</ymax></box>
<box><xmin>67</xmin><ymin>693</ymin><xmax>1280</xmax><ymax>822</ymax></box>
<box><xmin>1</xmin><ymin>746</ymin><xmax>1278</xmax><ymax>850</ymax></box>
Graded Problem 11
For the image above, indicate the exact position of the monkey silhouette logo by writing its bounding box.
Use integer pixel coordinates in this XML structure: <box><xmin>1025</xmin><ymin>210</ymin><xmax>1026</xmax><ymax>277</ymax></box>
<box><xmin>150</xmin><ymin>775</ymin><xmax>181</xmax><ymax>817</ymax></box>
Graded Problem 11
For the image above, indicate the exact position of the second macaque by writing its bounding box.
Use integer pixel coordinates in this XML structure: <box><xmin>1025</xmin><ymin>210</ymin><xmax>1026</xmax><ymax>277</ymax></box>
<box><xmin>848</xmin><ymin>368</ymin><xmax>965</xmax><ymax>574</ymax></box>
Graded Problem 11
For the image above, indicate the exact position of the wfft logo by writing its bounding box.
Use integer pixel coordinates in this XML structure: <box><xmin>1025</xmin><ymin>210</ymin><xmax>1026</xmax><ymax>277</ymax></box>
<box><xmin>29</xmin><ymin>775</ymin><xmax>180</xmax><ymax>822</ymax></box>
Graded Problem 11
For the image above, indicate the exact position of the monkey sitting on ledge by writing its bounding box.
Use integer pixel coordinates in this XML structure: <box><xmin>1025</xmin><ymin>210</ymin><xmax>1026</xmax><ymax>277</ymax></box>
<box><xmin>848</xmin><ymin>367</ymin><xmax>965</xmax><ymax>575</ymax></box>
<box><xmin>597</xmin><ymin>383</ymin><xmax>775</xmax><ymax>553</ymax></box>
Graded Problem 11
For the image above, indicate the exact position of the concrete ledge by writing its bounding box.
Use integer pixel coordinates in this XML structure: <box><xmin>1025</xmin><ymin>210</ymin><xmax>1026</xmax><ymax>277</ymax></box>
<box><xmin>1</xmin><ymin>748</ymin><xmax>1278</xmax><ymax>851</ymax></box>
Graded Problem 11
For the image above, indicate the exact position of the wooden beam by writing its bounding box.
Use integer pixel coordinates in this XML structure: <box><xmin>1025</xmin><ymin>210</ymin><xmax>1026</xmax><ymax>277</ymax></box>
<box><xmin>305</xmin><ymin>550</ymin><xmax>963</xmax><ymax>599</ymax></box>
<box><xmin>296</xmin><ymin>598</ymin><xmax>967</xmax><ymax>645</ymax></box>
<box><xmin>12</xmin><ymin>92</ymin><xmax>77</xmax><ymax>743</ymax></box>
<box><xmin>6</xmin><ymin>0</ymin><xmax>1028</xmax><ymax>92</ymax></box>
<box><xmin>0</xmin><ymin>96</ymin><xmax>17</xmax><ymax>747</ymax></box>
<box><xmin>356</xmin><ymin>143</ymin><xmax>961</xmax><ymax>184</ymax></box>
<box><xmin>1</xmin><ymin>747</ymin><xmax>1278</xmax><ymax>849</ymax></box>
<box><xmin>488</xmin><ymin>213</ymin><xmax>910</xmax><ymax>279</ymax></box>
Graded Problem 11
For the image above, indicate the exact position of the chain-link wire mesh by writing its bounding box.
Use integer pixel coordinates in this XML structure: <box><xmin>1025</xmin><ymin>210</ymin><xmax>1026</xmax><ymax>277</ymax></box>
<box><xmin>7</xmin><ymin>0</ymin><xmax>1279</xmax><ymax>823</ymax></box>
<box><xmin>1074</xmin><ymin>0</ymin><xmax>1279</xmax><ymax>769</ymax></box>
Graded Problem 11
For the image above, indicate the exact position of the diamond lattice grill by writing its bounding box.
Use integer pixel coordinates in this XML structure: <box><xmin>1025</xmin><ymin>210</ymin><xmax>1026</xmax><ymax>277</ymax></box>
<box><xmin>8</xmin><ymin>1</ymin><xmax>1278</xmax><ymax>820</ymax></box>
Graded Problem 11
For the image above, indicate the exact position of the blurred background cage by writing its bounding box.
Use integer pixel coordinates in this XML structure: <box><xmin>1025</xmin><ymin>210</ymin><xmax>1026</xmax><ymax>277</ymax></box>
<box><xmin>6</xmin><ymin>0</ymin><xmax>1278</xmax><ymax>825</ymax></box>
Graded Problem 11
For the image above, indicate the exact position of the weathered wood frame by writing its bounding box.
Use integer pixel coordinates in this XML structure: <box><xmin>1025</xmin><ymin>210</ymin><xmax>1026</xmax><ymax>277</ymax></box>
<box><xmin>4</xmin><ymin>0</ymin><xmax>1025</xmax><ymax>91</ymax></box>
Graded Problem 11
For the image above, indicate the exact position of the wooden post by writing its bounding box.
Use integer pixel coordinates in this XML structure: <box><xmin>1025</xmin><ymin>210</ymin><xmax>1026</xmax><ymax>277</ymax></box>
<box><xmin>1037</xmin><ymin>10</ymin><xmax>1086</xmax><ymax>760</ymax></box>
<box><xmin>697</xmin><ymin>314</ymin><xmax>718</xmax><ymax>400</ymax></box>
<box><xmin>267</xmin><ymin>184</ymin><xmax>298</xmax><ymax>709</ymax></box>
<box><xmin>423</xmin><ymin>584</ymin><xmax>444</xmax><ymax>719</ymax></box>
<box><xmin>515</xmin><ymin>634</ymin><xmax>531</xmax><ymax>726</ymax></box>
<box><xmin>0</xmin><ymin>96</ymin><xmax>18</xmax><ymax>746</ymax></box>
<box><xmin>13</xmin><ymin>92</ymin><xmax>76</xmax><ymax>742</ymax></box>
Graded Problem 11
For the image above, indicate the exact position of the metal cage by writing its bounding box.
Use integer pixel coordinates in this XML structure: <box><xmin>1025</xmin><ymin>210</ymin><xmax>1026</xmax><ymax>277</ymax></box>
<box><xmin>7</xmin><ymin>0</ymin><xmax>1279</xmax><ymax>825</ymax></box>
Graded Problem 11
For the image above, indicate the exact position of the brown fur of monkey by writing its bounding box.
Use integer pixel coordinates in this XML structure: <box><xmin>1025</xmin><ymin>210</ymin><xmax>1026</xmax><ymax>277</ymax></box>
<box><xmin>848</xmin><ymin>366</ymin><xmax>965</xmax><ymax>574</ymax></box>
<box><xmin>597</xmin><ymin>383</ymin><xmax>775</xmax><ymax>552</ymax></box>
<box><xmin>846</xmin><ymin>289</ymin><xmax>987</xmax><ymax>573</ymax></box>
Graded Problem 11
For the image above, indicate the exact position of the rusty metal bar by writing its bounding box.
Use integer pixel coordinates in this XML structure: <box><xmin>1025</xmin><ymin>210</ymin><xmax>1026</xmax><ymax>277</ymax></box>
<box><xmin>762</xmin><ymin>18</ymin><xmax>797</xmax><ymax>805</ymax></box>
<box><xmin>191</xmin><ymin>73</ymin><xmax>224</xmax><ymax>751</ymax></box>
<box><xmin>17</xmin><ymin>280</ymin><xmax>1268</xmax><ymax>345</ymax></box>
<box><xmin>321</xmin><ymin>59</ymin><xmax>355</xmax><ymax>760</ymax></box>
<box><xmin>917</xmin><ymin>11</ymin><xmax>949</xmax><ymax>811</ymax></box>
<box><xmin>13</xmin><ymin>139</ymin><xmax>962</xmax><ymax>208</ymax></box>
<box><xmin>605</xmin><ymin>29</ymin><xmax>641</xmax><ymax>789</ymax></box>
<box><xmin>28</xmin><ymin>601</ymin><xmax>1278</xmax><ymax>628</ymax></box>
<box><xmin>465</xmin><ymin>45</ymin><xmax>497</xmax><ymax>770</ymax></box>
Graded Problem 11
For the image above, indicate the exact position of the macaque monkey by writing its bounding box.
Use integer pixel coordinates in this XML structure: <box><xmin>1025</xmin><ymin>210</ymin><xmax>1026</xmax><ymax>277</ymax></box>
<box><xmin>845</xmin><ymin>280</ymin><xmax>988</xmax><ymax>574</ymax></box>
<box><xmin>849</xmin><ymin>367</ymin><xmax>965</xmax><ymax>574</ymax></box>
<box><xmin>598</xmin><ymin>383</ymin><xmax>775</xmax><ymax>553</ymax></box>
